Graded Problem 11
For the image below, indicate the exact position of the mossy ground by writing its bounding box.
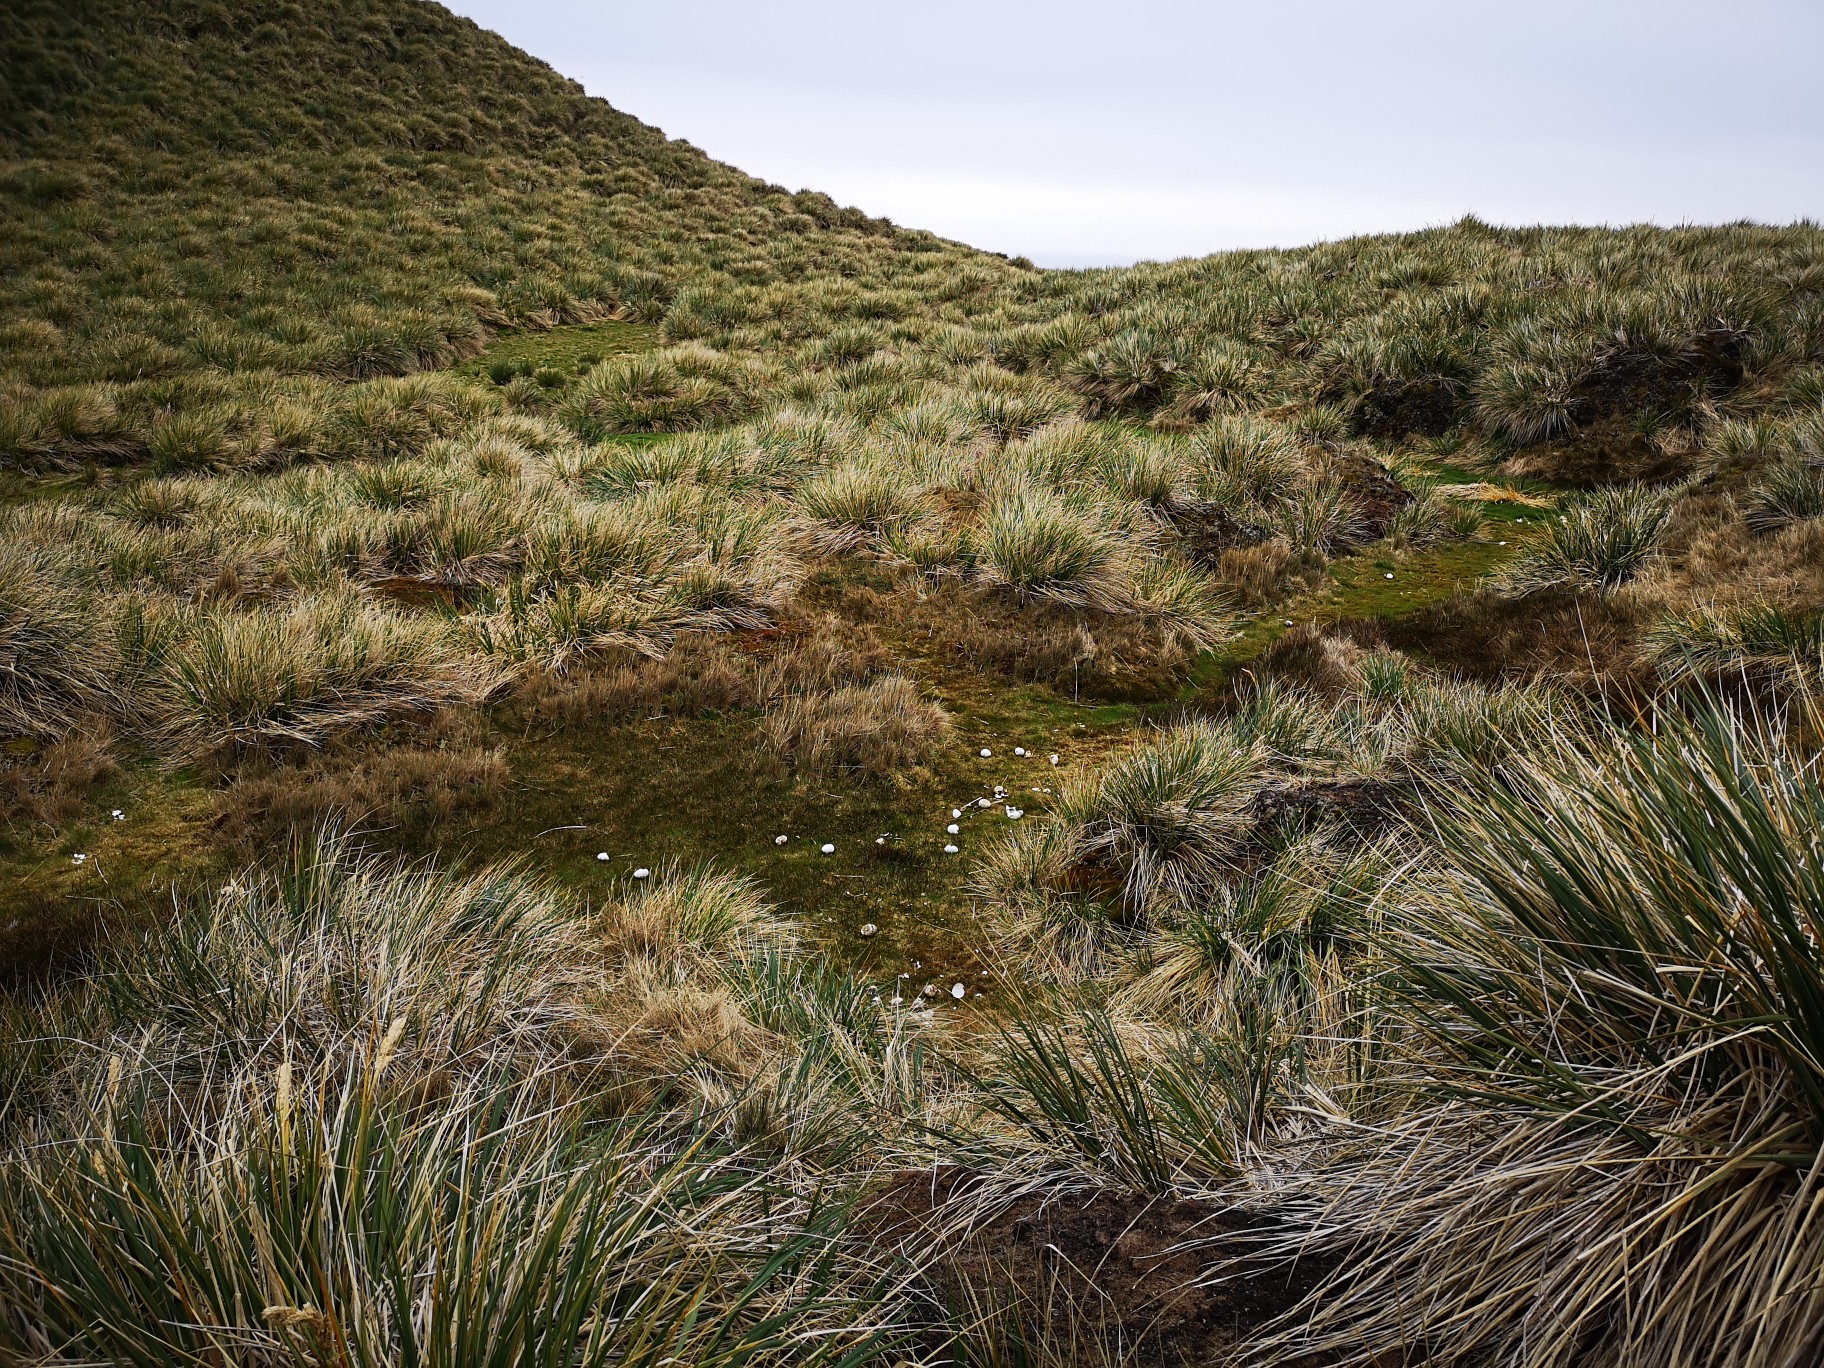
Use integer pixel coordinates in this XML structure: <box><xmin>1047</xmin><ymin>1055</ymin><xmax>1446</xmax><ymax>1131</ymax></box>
<box><xmin>0</xmin><ymin>425</ymin><xmax>1553</xmax><ymax>987</ymax></box>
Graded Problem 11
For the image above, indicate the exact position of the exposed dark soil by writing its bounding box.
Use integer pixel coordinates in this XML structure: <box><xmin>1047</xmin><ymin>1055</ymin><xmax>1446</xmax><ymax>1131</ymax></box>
<box><xmin>1252</xmin><ymin>778</ymin><xmax>1405</xmax><ymax>836</ymax></box>
<box><xmin>1378</xmin><ymin>585</ymin><xmax>1650</xmax><ymax>690</ymax></box>
<box><xmin>1172</xmin><ymin>503</ymin><xmax>1269</xmax><ymax>566</ymax></box>
<box><xmin>1329</xmin><ymin>449</ymin><xmax>1416</xmax><ymax>544</ymax></box>
<box><xmin>865</xmin><ymin>1167</ymin><xmax>1341</xmax><ymax>1365</ymax></box>
<box><xmin>1342</xmin><ymin>375</ymin><xmax>1464</xmax><ymax>439</ymax></box>
<box><xmin>1503</xmin><ymin>334</ymin><xmax>1745</xmax><ymax>486</ymax></box>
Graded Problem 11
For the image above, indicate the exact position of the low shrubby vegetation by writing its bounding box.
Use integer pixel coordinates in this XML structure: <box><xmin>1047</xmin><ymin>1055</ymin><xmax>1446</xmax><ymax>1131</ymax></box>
<box><xmin>5</xmin><ymin>0</ymin><xmax>1824</xmax><ymax>1363</ymax></box>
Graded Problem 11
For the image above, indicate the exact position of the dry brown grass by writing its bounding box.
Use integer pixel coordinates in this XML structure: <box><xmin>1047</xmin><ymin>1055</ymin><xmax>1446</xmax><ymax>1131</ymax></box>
<box><xmin>210</xmin><ymin>732</ymin><xmax>509</xmax><ymax>847</ymax></box>
<box><xmin>0</xmin><ymin>732</ymin><xmax>119</xmax><ymax>832</ymax></box>
<box><xmin>760</xmin><ymin>674</ymin><xmax>952</xmax><ymax>779</ymax></box>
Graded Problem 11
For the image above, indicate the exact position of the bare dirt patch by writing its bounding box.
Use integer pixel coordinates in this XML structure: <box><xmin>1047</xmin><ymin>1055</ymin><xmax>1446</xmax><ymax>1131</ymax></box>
<box><xmin>865</xmin><ymin>1167</ymin><xmax>1339</xmax><ymax>1364</ymax></box>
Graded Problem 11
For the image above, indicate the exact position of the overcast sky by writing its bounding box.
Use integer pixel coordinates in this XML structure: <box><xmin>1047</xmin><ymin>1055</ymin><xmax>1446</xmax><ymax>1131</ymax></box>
<box><xmin>447</xmin><ymin>0</ymin><xmax>1824</xmax><ymax>268</ymax></box>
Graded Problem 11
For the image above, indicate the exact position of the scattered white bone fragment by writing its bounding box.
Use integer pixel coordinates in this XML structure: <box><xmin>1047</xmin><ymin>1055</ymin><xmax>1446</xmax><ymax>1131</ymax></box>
<box><xmin>1014</xmin><ymin>747</ymin><xmax>1026</xmax><ymax>756</ymax></box>
<box><xmin>1049</xmin><ymin>754</ymin><xmax>1060</xmax><ymax>765</ymax></box>
<box><xmin>947</xmin><ymin>823</ymin><xmax>959</xmax><ymax>834</ymax></box>
<box><xmin>111</xmin><ymin>809</ymin><xmax>125</xmax><ymax>821</ymax></box>
<box><xmin>950</xmin><ymin>982</ymin><xmax>966</xmax><ymax>1000</ymax></box>
<box><xmin>820</xmin><ymin>843</ymin><xmax>835</xmax><ymax>854</ymax></box>
<box><xmin>859</xmin><ymin>923</ymin><xmax>879</xmax><ymax>938</ymax></box>
<box><xmin>922</xmin><ymin>983</ymin><xmax>941</xmax><ymax>999</ymax></box>
<box><xmin>596</xmin><ymin>852</ymin><xmax>610</xmax><ymax>862</ymax></box>
<box><xmin>632</xmin><ymin>867</ymin><xmax>650</xmax><ymax>879</ymax></box>
<box><xmin>979</xmin><ymin>748</ymin><xmax>992</xmax><ymax>758</ymax></box>
<box><xmin>875</xmin><ymin>836</ymin><xmax>886</xmax><ymax>845</ymax></box>
<box><xmin>1005</xmin><ymin>807</ymin><xmax>1023</xmax><ymax>819</ymax></box>
<box><xmin>72</xmin><ymin>853</ymin><xmax>88</xmax><ymax>865</ymax></box>
<box><xmin>943</xmin><ymin>843</ymin><xmax>959</xmax><ymax>854</ymax></box>
<box><xmin>775</xmin><ymin>834</ymin><xmax>789</xmax><ymax>845</ymax></box>
<box><xmin>978</xmin><ymin>798</ymin><xmax>992</xmax><ymax>808</ymax></box>
<box><xmin>1384</xmin><ymin>572</ymin><xmax>1394</xmax><ymax>579</ymax></box>
<box><xmin>951</xmin><ymin>808</ymin><xmax>962</xmax><ymax>819</ymax></box>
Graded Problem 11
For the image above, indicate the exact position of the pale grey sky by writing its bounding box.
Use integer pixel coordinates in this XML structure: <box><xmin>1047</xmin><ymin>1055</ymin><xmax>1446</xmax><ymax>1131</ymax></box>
<box><xmin>448</xmin><ymin>0</ymin><xmax>1824</xmax><ymax>267</ymax></box>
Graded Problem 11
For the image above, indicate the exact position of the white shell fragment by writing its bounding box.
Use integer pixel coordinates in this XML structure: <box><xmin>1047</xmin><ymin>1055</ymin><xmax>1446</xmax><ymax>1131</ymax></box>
<box><xmin>950</xmin><ymin>982</ymin><xmax>966</xmax><ymax>1000</ymax></box>
<box><xmin>947</xmin><ymin>823</ymin><xmax>960</xmax><ymax>834</ymax></box>
<box><xmin>774</xmin><ymin>834</ymin><xmax>789</xmax><ymax>845</ymax></box>
<box><xmin>943</xmin><ymin>843</ymin><xmax>959</xmax><ymax>854</ymax></box>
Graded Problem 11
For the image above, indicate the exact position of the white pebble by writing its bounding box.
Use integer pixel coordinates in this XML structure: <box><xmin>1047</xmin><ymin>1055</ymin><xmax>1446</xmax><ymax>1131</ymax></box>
<box><xmin>947</xmin><ymin>823</ymin><xmax>959</xmax><ymax>835</ymax></box>
<box><xmin>632</xmin><ymin>867</ymin><xmax>650</xmax><ymax>879</ymax></box>
<box><xmin>1014</xmin><ymin>747</ymin><xmax>1026</xmax><ymax>756</ymax></box>
<box><xmin>951</xmin><ymin>808</ymin><xmax>962</xmax><ymax>819</ymax></box>
<box><xmin>774</xmin><ymin>834</ymin><xmax>788</xmax><ymax>845</ymax></box>
<box><xmin>979</xmin><ymin>748</ymin><xmax>992</xmax><ymax>758</ymax></box>
<box><xmin>1384</xmin><ymin>572</ymin><xmax>1394</xmax><ymax>579</ymax></box>
<box><xmin>943</xmin><ymin>843</ymin><xmax>959</xmax><ymax>854</ymax></box>
<box><xmin>951</xmin><ymin>982</ymin><xmax>967</xmax><ymax>1000</ymax></box>
<box><xmin>596</xmin><ymin>851</ymin><xmax>610</xmax><ymax>862</ymax></box>
<box><xmin>821</xmin><ymin>843</ymin><xmax>835</xmax><ymax>854</ymax></box>
<box><xmin>1049</xmin><ymin>754</ymin><xmax>1060</xmax><ymax>765</ymax></box>
<box><xmin>859</xmin><ymin>923</ymin><xmax>879</xmax><ymax>938</ymax></box>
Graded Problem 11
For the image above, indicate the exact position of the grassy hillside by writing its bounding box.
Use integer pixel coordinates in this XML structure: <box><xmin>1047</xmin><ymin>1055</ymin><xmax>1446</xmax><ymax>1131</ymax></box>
<box><xmin>4</xmin><ymin>1</ymin><xmax>1824</xmax><ymax>1364</ymax></box>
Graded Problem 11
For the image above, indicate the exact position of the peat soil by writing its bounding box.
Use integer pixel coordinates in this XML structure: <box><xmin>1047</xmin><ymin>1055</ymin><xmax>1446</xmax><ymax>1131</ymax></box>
<box><xmin>866</xmin><ymin>1166</ymin><xmax>1343</xmax><ymax>1365</ymax></box>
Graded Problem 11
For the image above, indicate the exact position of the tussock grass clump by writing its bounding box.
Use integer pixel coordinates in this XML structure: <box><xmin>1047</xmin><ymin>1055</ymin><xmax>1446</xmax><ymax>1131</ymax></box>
<box><xmin>0</xmin><ymin>839</ymin><xmax>899</xmax><ymax>1367</ymax></box>
<box><xmin>562</xmin><ymin>349</ymin><xmax>748</xmax><ymax>436</ymax></box>
<box><xmin>976</xmin><ymin>488</ymin><xmax>1124</xmax><ymax>609</ymax></box>
<box><xmin>977</xmin><ymin>724</ymin><xmax>1270</xmax><ymax>958</ymax></box>
<box><xmin>161</xmin><ymin>593</ymin><xmax>500</xmax><ymax>759</ymax></box>
<box><xmin>0</xmin><ymin>541</ymin><xmax>122</xmax><ymax>738</ymax></box>
<box><xmin>1275</xmin><ymin>707</ymin><xmax>1824</xmax><ymax>1368</ymax></box>
<box><xmin>600</xmin><ymin>862</ymin><xmax>794</xmax><ymax>967</ymax></box>
<box><xmin>761</xmin><ymin>675</ymin><xmax>952</xmax><ymax>777</ymax></box>
<box><xmin>1645</xmin><ymin>602</ymin><xmax>1824</xmax><ymax>688</ymax></box>
<box><xmin>795</xmin><ymin>462</ymin><xmax>927</xmax><ymax>555</ymax></box>
<box><xmin>1123</xmin><ymin>835</ymin><xmax>1392</xmax><ymax>1023</ymax></box>
<box><xmin>1497</xmin><ymin>486</ymin><xmax>1671</xmax><ymax>594</ymax></box>
<box><xmin>956</xmin><ymin>994</ymin><xmax>1276</xmax><ymax>1191</ymax></box>
<box><xmin>1744</xmin><ymin>454</ymin><xmax>1824</xmax><ymax>534</ymax></box>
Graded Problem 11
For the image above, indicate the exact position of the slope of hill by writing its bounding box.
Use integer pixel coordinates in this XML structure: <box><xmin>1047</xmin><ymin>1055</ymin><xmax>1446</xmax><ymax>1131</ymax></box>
<box><xmin>0</xmin><ymin>0</ymin><xmax>987</xmax><ymax>430</ymax></box>
<box><xmin>3</xmin><ymin>3</ymin><xmax>1824</xmax><ymax>1365</ymax></box>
